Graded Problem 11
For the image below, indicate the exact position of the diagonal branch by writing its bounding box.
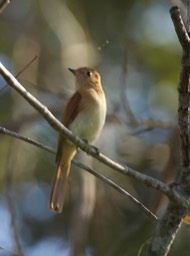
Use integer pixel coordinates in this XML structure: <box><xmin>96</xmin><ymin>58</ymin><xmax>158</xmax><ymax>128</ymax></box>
<box><xmin>0</xmin><ymin>126</ymin><xmax>54</xmax><ymax>154</ymax></box>
<box><xmin>0</xmin><ymin>246</ymin><xmax>19</xmax><ymax>256</ymax></box>
<box><xmin>0</xmin><ymin>126</ymin><xmax>157</xmax><ymax>220</ymax></box>
<box><xmin>0</xmin><ymin>62</ymin><xmax>177</xmax><ymax>202</ymax></box>
<box><xmin>0</xmin><ymin>0</ymin><xmax>11</xmax><ymax>13</ymax></box>
<box><xmin>0</xmin><ymin>55</ymin><xmax>38</xmax><ymax>95</ymax></box>
<box><xmin>73</xmin><ymin>160</ymin><xmax>158</xmax><ymax>220</ymax></box>
<box><xmin>170</xmin><ymin>6</ymin><xmax>190</xmax><ymax>52</ymax></box>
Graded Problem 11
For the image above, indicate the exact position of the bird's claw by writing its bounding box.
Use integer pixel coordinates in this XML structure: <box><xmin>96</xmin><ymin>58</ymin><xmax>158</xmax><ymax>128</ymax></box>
<box><xmin>91</xmin><ymin>145</ymin><xmax>99</xmax><ymax>155</ymax></box>
<box><xmin>82</xmin><ymin>139</ymin><xmax>99</xmax><ymax>155</ymax></box>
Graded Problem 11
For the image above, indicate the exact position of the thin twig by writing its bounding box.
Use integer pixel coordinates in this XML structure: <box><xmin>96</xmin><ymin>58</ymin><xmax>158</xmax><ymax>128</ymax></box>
<box><xmin>0</xmin><ymin>126</ymin><xmax>54</xmax><ymax>154</ymax></box>
<box><xmin>15</xmin><ymin>55</ymin><xmax>38</xmax><ymax>78</ymax></box>
<box><xmin>131</xmin><ymin>119</ymin><xmax>176</xmax><ymax>135</ymax></box>
<box><xmin>0</xmin><ymin>0</ymin><xmax>11</xmax><ymax>13</ymax></box>
<box><xmin>75</xmin><ymin>161</ymin><xmax>158</xmax><ymax>220</ymax></box>
<box><xmin>0</xmin><ymin>55</ymin><xmax>38</xmax><ymax>95</ymax></box>
<box><xmin>0</xmin><ymin>63</ymin><xmax>179</xmax><ymax>203</ymax></box>
<box><xmin>1</xmin><ymin>126</ymin><xmax>157</xmax><ymax>219</ymax></box>
<box><xmin>0</xmin><ymin>246</ymin><xmax>20</xmax><ymax>256</ymax></box>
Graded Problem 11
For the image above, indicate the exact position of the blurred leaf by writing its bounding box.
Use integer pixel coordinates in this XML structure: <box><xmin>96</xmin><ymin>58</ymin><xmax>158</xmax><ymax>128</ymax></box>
<box><xmin>183</xmin><ymin>215</ymin><xmax>190</xmax><ymax>225</ymax></box>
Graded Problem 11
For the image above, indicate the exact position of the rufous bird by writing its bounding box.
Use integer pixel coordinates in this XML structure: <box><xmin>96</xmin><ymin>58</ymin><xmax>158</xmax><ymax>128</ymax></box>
<box><xmin>49</xmin><ymin>67</ymin><xmax>107</xmax><ymax>213</ymax></box>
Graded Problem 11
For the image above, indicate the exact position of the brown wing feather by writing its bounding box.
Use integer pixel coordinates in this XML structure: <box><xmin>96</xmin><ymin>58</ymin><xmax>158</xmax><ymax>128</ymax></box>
<box><xmin>56</xmin><ymin>91</ymin><xmax>82</xmax><ymax>163</ymax></box>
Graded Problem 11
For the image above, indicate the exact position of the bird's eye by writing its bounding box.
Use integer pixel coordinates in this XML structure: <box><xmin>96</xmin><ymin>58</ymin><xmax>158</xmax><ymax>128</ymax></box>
<box><xmin>86</xmin><ymin>71</ymin><xmax>92</xmax><ymax>77</ymax></box>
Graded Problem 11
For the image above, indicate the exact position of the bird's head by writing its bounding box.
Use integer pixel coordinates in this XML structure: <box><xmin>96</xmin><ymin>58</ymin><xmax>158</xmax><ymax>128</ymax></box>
<box><xmin>68</xmin><ymin>67</ymin><xmax>102</xmax><ymax>90</ymax></box>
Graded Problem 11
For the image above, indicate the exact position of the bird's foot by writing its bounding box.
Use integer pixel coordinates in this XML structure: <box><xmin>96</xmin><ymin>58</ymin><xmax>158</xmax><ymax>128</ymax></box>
<box><xmin>82</xmin><ymin>139</ymin><xmax>100</xmax><ymax>155</ymax></box>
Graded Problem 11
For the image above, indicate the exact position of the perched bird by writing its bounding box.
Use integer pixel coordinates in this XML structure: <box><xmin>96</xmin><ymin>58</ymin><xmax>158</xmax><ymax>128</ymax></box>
<box><xmin>49</xmin><ymin>67</ymin><xmax>107</xmax><ymax>213</ymax></box>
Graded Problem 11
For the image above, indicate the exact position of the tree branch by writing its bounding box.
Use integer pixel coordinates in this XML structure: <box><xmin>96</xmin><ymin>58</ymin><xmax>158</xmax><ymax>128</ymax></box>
<box><xmin>0</xmin><ymin>62</ymin><xmax>180</xmax><ymax>202</ymax></box>
<box><xmin>170</xmin><ymin>6</ymin><xmax>190</xmax><ymax>167</ymax></box>
<box><xmin>170</xmin><ymin>6</ymin><xmax>190</xmax><ymax>52</ymax></box>
<box><xmin>0</xmin><ymin>246</ymin><xmax>20</xmax><ymax>256</ymax></box>
<box><xmin>0</xmin><ymin>55</ymin><xmax>38</xmax><ymax>95</ymax></box>
<box><xmin>73</xmin><ymin>160</ymin><xmax>158</xmax><ymax>220</ymax></box>
<box><xmin>146</xmin><ymin>5</ymin><xmax>190</xmax><ymax>256</ymax></box>
<box><xmin>0</xmin><ymin>0</ymin><xmax>11</xmax><ymax>13</ymax></box>
<box><xmin>0</xmin><ymin>126</ymin><xmax>54</xmax><ymax>154</ymax></box>
<box><xmin>0</xmin><ymin>126</ymin><xmax>157</xmax><ymax>220</ymax></box>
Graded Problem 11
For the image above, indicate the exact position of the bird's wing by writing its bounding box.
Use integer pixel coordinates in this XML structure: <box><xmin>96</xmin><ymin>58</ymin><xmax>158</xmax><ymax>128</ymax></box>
<box><xmin>56</xmin><ymin>91</ymin><xmax>82</xmax><ymax>163</ymax></box>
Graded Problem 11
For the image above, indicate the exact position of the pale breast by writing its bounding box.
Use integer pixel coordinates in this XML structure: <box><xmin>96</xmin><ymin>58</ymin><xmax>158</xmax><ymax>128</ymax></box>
<box><xmin>69</xmin><ymin>89</ymin><xmax>106</xmax><ymax>143</ymax></box>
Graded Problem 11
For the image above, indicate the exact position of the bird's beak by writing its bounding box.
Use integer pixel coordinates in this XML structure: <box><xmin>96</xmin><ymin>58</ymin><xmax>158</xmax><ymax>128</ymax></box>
<box><xmin>68</xmin><ymin>68</ymin><xmax>77</xmax><ymax>75</ymax></box>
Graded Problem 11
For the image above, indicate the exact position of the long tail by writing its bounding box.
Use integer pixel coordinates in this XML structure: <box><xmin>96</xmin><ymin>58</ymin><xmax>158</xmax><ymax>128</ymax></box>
<box><xmin>49</xmin><ymin>161</ymin><xmax>71</xmax><ymax>213</ymax></box>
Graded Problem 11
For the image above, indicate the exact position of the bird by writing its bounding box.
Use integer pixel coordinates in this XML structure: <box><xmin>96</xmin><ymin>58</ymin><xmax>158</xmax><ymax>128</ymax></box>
<box><xmin>49</xmin><ymin>67</ymin><xmax>107</xmax><ymax>213</ymax></box>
